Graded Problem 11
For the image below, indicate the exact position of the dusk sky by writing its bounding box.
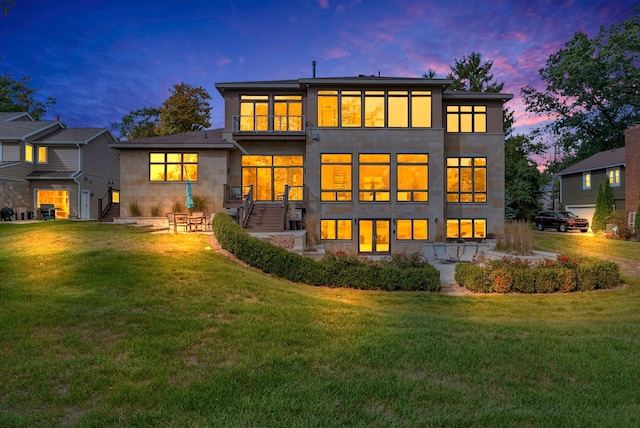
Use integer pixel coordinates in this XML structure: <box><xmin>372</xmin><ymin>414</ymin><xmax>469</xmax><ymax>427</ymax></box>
<box><xmin>0</xmin><ymin>0</ymin><xmax>636</xmax><ymax>134</ymax></box>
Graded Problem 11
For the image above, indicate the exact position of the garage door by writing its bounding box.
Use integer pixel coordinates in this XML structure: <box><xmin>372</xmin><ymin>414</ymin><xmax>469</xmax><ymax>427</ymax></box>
<box><xmin>565</xmin><ymin>205</ymin><xmax>595</xmax><ymax>231</ymax></box>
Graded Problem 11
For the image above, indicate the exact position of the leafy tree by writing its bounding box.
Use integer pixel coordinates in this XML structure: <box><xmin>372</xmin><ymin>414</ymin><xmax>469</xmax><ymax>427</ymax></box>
<box><xmin>1</xmin><ymin>0</ymin><xmax>15</xmax><ymax>15</ymax></box>
<box><xmin>157</xmin><ymin>82</ymin><xmax>211</xmax><ymax>134</ymax></box>
<box><xmin>0</xmin><ymin>74</ymin><xmax>56</xmax><ymax>119</ymax></box>
<box><xmin>447</xmin><ymin>52</ymin><xmax>505</xmax><ymax>93</ymax></box>
<box><xmin>592</xmin><ymin>180</ymin><xmax>615</xmax><ymax>233</ymax></box>
<box><xmin>422</xmin><ymin>69</ymin><xmax>437</xmax><ymax>79</ymax></box>
<box><xmin>504</xmin><ymin>135</ymin><xmax>545</xmax><ymax>220</ymax></box>
<box><xmin>522</xmin><ymin>11</ymin><xmax>640</xmax><ymax>162</ymax></box>
<box><xmin>110</xmin><ymin>107</ymin><xmax>160</xmax><ymax>141</ymax></box>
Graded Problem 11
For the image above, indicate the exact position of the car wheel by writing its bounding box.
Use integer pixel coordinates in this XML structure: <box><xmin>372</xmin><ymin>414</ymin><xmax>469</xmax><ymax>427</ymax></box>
<box><xmin>580</xmin><ymin>229</ymin><xmax>588</xmax><ymax>233</ymax></box>
<box><xmin>559</xmin><ymin>223</ymin><xmax>567</xmax><ymax>232</ymax></box>
<box><xmin>536</xmin><ymin>223</ymin><xmax>544</xmax><ymax>231</ymax></box>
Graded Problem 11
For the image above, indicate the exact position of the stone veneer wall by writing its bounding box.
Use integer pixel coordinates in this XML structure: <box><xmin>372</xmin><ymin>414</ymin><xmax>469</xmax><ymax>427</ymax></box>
<box><xmin>625</xmin><ymin>124</ymin><xmax>640</xmax><ymax>214</ymax></box>
<box><xmin>0</xmin><ymin>179</ymin><xmax>31</xmax><ymax>217</ymax></box>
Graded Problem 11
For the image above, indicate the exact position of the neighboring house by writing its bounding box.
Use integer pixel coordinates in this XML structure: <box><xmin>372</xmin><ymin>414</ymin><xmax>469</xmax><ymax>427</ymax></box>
<box><xmin>112</xmin><ymin>75</ymin><xmax>512</xmax><ymax>255</ymax></box>
<box><xmin>625</xmin><ymin>124</ymin><xmax>640</xmax><ymax>227</ymax></box>
<box><xmin>0</xmin><ymin>112</ymin><xmax>120</xmax><ymax>220</ymax></box>
<box><xmin>556</xmin><ymin>148</ymin><xmax>626</xmax><ymax>229</ymax></box>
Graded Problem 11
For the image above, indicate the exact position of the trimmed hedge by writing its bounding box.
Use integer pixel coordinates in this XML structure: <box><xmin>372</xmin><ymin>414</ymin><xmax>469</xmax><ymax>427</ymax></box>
<box><xmin>454</xmin><ymin>256</ymin><xmax>620</xmax><ymax>293</ymax></box>
<box><xmin>212</xmin><ymin>213</ymin><xmax>440</xmax><ymax>291</ymax></box>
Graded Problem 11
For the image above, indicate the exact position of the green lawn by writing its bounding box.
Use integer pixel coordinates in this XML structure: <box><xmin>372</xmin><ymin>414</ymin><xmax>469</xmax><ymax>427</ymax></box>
<box><xmin>1</xmin><ymin>221</ymin><xmax>639</xmax><ymax>427</ymax></box>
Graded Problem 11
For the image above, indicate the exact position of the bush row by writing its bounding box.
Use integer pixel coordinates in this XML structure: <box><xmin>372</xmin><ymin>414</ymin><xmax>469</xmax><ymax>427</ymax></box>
<box><xmin>212</xmin><ymin>213</ymin><xmax>440</xmax><ymax>291</ymax></box>
<box><xmin>454</xmin><ymin>256</ymin><xmax>620</xmax><ymax>293</ymax></box>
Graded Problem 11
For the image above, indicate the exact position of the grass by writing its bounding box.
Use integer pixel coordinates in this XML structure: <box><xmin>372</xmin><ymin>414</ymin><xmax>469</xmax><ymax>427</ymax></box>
<box><xmin>1</xmin><ymin>221</ymin><xmax>639</xmax><ymax>427</ymax></box>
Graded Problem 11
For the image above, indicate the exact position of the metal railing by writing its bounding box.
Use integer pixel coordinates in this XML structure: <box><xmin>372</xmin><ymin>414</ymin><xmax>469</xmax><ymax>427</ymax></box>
<box><xmin>232</xmin><ymin>115</ymin><xmax>305</xmax><ymax>133</ymax></box>
<box><xmin>98</xmin><ymin>187</ymin><xmax>119</xmax><ymax>221</ymax></box>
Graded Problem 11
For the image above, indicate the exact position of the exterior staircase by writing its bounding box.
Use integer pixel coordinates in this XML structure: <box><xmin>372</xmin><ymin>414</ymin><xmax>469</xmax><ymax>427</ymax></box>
<box><xmin>244</xmin><ymin>203</ymin><xmax>283</xmax><ymax>231</ymax></box>
<box><xmin>101</xmin><ymin>203</ymin><xmax>120</xmax><ymax>222</ymax></box>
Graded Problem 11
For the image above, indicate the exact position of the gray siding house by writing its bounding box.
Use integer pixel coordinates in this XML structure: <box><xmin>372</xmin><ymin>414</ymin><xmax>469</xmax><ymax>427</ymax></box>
<box><xmin>0</xmin><ymin>112</ymin><xmax>120</xmax><ymax>220</ymax></box>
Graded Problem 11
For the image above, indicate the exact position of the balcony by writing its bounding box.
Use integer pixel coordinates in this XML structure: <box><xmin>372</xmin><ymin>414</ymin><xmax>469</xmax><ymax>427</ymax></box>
<box><xmin>231</xmin><ymin>115</ymin><xmax>306</xmax><ymax>141</ymax></box>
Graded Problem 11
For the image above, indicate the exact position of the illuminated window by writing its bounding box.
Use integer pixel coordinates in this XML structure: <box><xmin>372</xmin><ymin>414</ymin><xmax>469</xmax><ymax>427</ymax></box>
<box><xmin>446</xmin><ymin>105</ymin><xmax>487</xmax><ymax>132</ymax></box>
<box><xmin>447</xmin><ymin>157</ymin><xmax>487</xmax><ymax>203</ymax></box>
<box><xmin>37</xmin><ymin>190</ymin><xmax>69</xmax><ymax>219</ymax></box>
<box><xmin>25</xmin><ymin>144</ymin><xmax>34</xmax><ymax>163</ymax></box>
<box><xmin>321</xmin><ymin>154</ymin><xmax>352</xmax><ymax>201</ymax></box>
<box><xmin>318</xmin><ymin>91</ymin><xmax>338</xmax><ymax>127</ymax></box>
<box><xmin>37</xmin><ymin>146</ymin><xmax>47</xmax><ymax>164</ymax></box>
<box><xmin>359</xmin><ymin>154</ymin><xmax>390</xmax><ymax>201</ymax></box>
<box><xmin>583</xmin><ymin>171</ymin><xmax>591</xmax><ymax>189</ymax></box>
<box><xmin>240</xmin><ymin>95</ymin><xmax>269</xmax><ymax>131</ymax></box>
<box><xmin>447</xmin><ymin>219</ymin><xmax>486</xmax><ymax>239</ymax></box>
<box><xmin>242</xmin><ymin>155</ymin><xmax>304</xmax><ymax>201</ymax></box>
<box><xmin>341</xmin><ymin>91</ymin><xmax>361</xmax><ymax>127</ymax></box>
<box><xmin>321</xmin><ymin>219</ymin><xmax>352</xmax><ymax>240</ymax></box>
<box><xmin>318</xmin><ymin>90</ymin><xmax>432</xmax><ymax>128</ymax></box>
<box><xmin>397</xmin><ymin>219</ymin><xmax>428</xmax><ymax>240</ymax></box>
<box><xmin>607</xmin><ymin>167</ymin><xmax>621</xmax><ymax>187</ymax></box>
<box><xmin>397</xmin><ymin>154</ymin><xmax>428</xmax><ymax>202</ymax></box>
<box><xmin>274</xmin><ymin>95</ymin><xmax>302</xmax><ymax>131</ymax></box>
<box><xmin>149</xmin><ymin>153</ymin><xmax>198</xmax><ymax>182</ymax></box>
<box><xmin>364</xmin><ymin>91</ymin><xmax>384</xmax><ymax>127</ymax></box>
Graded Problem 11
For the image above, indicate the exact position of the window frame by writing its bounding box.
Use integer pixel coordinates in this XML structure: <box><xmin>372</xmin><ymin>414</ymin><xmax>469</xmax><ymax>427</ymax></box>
<box><xmin>320</xmin><ymin>219</ymin><xmax>353</xmax><ymax>241</ymax></box>
<box><xmin>396</xmin><ymin>218</ymin><xmax>428</xmax><ymax>240</ymax></box>
<box><xmin>583</xmin><ymin>171</ymin><xmax>591</xmax><ymax>190</ymax></box>
<box><xmin>149</xmin><ymin>152</ymin><xmax>198</xmax><ymax>182</ymax></box>
<box><xmin>321</xmin><ymin>153</ymin><xmax>353</xmax><ymax>202</ymax></box>
<box><xmin>446</xmin><ymin>105</ymin><xmax>487</xmax><ymax>133</ymax></box>
<box><xmin>607</xmin><ymin>167</ymin><xmax>621</xmax><ymax>187</ymax></box>
<box><xmin>25</xmin><ymin>143</ymin><xmax>34</xmax><ymax>163</ymax></box>
<box><xmin>446</xmin><ymin>157</ymin><xmax>487</xmax><ymax>203</ymax></box>
<box><xmin>446</xmin><ymin>218</ymin><xmax>486</xmax><ymax>239</ymax></box>
<box><xmin>359</xmin><ymin>153</ymin><xmax>390</xmax><ymax>202</ymax></box>
<box><xmin>37</xmin><ymin>146</ymin><xmax>48</xmax><ymax>164</ymax></box>
<box><xmin>396</xmin><ymin>153</ymin><xmax>429</xmax><ymax>202</ymax></box>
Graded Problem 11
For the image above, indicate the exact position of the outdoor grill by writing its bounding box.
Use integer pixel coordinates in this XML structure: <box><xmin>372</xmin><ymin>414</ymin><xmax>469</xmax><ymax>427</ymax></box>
<box><xmin>39</xmin><ymin>204</ymin><xmax>56</xmax><ymax>220</ymax></box>
<box><xmin>1</xmin><ymin>207</ymin><xmax>14</xmax><ymax>221</ymax></box>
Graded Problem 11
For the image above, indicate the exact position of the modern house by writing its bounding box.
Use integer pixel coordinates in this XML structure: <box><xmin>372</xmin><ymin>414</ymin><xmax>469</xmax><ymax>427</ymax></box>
<box><xmin>112</xmin><ymin>75</ymin><xmax>512</xmax><ymax>255</ymax></box>
<box><xmin>0</xmin><ymin>112</ymin><xmax>120</xmax><ymax>220</ymax></box>
<box><xmin>556</xmin><ymin>147</ymin><xmax>626</xmax><ymax>228</ymax></box>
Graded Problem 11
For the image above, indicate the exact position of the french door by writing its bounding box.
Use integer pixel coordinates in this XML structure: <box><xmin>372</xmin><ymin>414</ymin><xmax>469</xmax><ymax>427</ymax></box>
<box><xmin>358</xmin><ymin>219</ymin><xmax>390</xmax><ymax>254</ymax></box>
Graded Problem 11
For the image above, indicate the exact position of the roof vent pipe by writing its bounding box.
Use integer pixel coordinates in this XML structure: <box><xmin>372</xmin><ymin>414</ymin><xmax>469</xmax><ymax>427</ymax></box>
<box><xmin>312</xmin><ymin>60</ymin><xmax>316</xmax><ymax>78</ymax></box>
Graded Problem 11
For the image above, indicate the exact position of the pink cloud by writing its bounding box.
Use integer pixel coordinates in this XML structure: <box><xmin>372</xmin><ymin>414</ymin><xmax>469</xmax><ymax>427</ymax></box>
<box><xmin>216</xmin><ymin>55</ymin><xmax>231</xmax><ymax>67</ymax></box>
<box><xmin>377</xmin><ymin>32</ymin><xmax>394</xmax><ymax>42</ymax></box>
<box><xmin>318</xmin><ymin>0</ymin><xmax>329</xmax><ymax>9</ymax></box>
<box><xmin>324</xmin><ymin>47</ymin><xmax>350</xmax><ymax>60</ymax></box>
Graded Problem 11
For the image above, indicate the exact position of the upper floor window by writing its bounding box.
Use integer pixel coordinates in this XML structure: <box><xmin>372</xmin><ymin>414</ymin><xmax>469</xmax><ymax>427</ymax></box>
<box><xmin>583</xmin><ymin>171</ymin><xmax>591</xmax><ymax>189</ymax></box>
<box><xmin>397</xmin><ymin>154</ymin><xmax>428</xmax><ymax>202</ymax></box>
<box><xmin>447</xmin><ymin>157</ymin><xmax>487</xmax><ymax>203</ymax></box>
<box><xmin>318</xmin><ymin>90</ymin><xmax>432</xmax><ymax>128</ymax></box>
<box><xmin>25</xmin><ymin>143</ymin><xmax>34</xmax><ymax>163</ymax></box>
<box><xmin>149</xmin><ymin>153</ymin><xmax>198</xmax><ymax>182</ymax></box>
<box><xmin>359</xmin><ymin>154</ymin><xmax>390</xmax><ymax>201</ymax></box>
<box><xmin>446</xmin><ymin>105</ymin><xmax>486</xmax><ymax>133</ymax></box>
<box><xmin>239</xmin><ymin>95</ymin><xmax>302</xmax><ymax>131</ymax></box>
<box><xmin>37</xmin><ymin>146</ymin><xmax>48</xmax><ymax>164</ymax></box>
<box><xmin>321</xmin><ymin>154</ymin><xmax>352</xmax><ymax>201</ymax></box>
<box><xmin>607</xmin><ymin>167</ymin><xmax>620</xmax><ymax>187</ymax></box>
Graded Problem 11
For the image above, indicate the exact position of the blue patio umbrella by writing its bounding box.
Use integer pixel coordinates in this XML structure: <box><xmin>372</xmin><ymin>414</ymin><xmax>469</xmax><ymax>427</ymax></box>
<box><xmin>185</xmin><ymin>178</ymin><xmax>194</xmax><ymax>210</ymax></box>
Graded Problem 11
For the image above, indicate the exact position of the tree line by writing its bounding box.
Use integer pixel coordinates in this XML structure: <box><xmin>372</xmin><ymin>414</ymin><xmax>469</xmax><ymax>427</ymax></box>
<box><xmin>1</xmin><ymin>9</ymin><xmax>638</xmax><ymax>221</ymax></box>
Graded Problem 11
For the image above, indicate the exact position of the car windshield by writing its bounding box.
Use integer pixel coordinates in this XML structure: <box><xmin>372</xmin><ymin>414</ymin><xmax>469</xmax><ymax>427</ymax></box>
<box><xmin>559</xmin><ymin>211</ymin><xmax>577</xmax><ymax>218</ymax></box>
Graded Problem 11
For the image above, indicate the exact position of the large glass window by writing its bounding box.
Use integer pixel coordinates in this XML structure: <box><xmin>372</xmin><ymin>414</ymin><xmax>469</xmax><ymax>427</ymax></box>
<box><xmin>318</xmin><ymin>90</ymin><xmax>432</xmax><ymax>128</ymax></box>
<box><xmin>397</xmin><ymin>219</ymin><xmax>428</xmax><ymax>240</ymax></box>
<box><xmin>447</xmin><ymin>219</ymin><xmax>486</xmax><ymax>239</ymax></box>
<box><xmin>397</xmin><ymin>154</ymin><xmax>428</xmax><ymax>201</ymax></box>
<box><xmin>37</xmin><ymin>190</ymin><xmax>69</xmax><ymax>219</ymax></box>
<box><xmin>318</xmin><ymin>91</ymin><xmax>338</xmax><ymax>127</ymax></box>
<box><xmin>274</xmin><ymin>95</ymin><xmax>302</xmax><ymax>131</ymax></box>
<box><xmin>359</xmin><ymin>154</ymin><xmax>390</xmax><ymax>201</ymax></box>
<box><xmin>447</xmin><ymin>157</ymin><xmax>487</xmax><ymax>203</ymax></box>
<box><xmin>25</xmin><ymin>144</ymin><xmax>34</xmax><ymax>163</ymax></box>
<box><xmin>150</xmin><ymin>153</ymin><xmax>198</xmax><ymax>182</ymax></box>
<box><xmin>321</xmin><ymin>154</ymin><xmax>352</xmax><ymax>201</ymax></box>
<box><xmin>240</xmin><ymin>95</ymin><xmax>269</xmax><ymax>131</ymax></box>
<box><xmin>321</xmin><ymin>219</ymin><xmax>352</xmax><ymax>240</ymax></box>
<box><xmin>242</xmin><ymin>155</ymin><xmax>303</xmax><ymax>201</ymax></box>
<box><xmin>446</xmin><ymin>105</ymin><xmax>487</xmax><ymax>132</ymax></box>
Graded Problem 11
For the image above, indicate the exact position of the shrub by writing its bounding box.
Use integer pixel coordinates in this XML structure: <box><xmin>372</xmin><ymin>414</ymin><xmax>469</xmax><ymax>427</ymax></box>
<box><xmin>455</xmin><ymin>263</ymin><xmax>491</xmax><ymax>292</ymax></box>
<box><xmin>495</xmin><ymin>221</ymin><xmax>533</xmax><ymax>255</ymax></box>
<box><xmin>128</xmin><ymin>201</ymin><xmax>141</xmax><ymax>217</ymax></box>
<box><xmin>150</xmin><ymin>204</ymin><xmax>160</xmax><ymax>217</ymax></box>
<box><xmin>172</xmin><ymin>201</ymin><xmax>184</xmax><ymax>214</ymax></box>
<box><xmin>191</xmin><ymin>195</ymin><xmax>207</xmax><ymax>213</ymax></box>
<box><xmin>212</xmin><ymin>213</ymin><xmax>440</xmax><ymax>292</ymax></box>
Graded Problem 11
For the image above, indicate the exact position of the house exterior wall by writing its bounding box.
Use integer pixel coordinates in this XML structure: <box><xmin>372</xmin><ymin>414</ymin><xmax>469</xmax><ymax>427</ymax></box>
<box><xmin>80</xmin><ymin>133</ymin><xmax>121</xmax><ymax>219</ymax></box>
<box><xmin>36</xmin><ymin>145</ymin><xmax>78</xmax><ymax>171</ymax></box>
<box><xmin>561</xmin><ymin>168</ymin><xmax>626</xmax><ymax>212</ymax></box>
<box><xmin>625</xmin><ymin>125</ymin><xmax>640</xmax><ymax>214</ymax></box>
<box><xmin>119</xmin><ymin>149</ymin><xmax>227</xmax><ymax>216</ymax></box>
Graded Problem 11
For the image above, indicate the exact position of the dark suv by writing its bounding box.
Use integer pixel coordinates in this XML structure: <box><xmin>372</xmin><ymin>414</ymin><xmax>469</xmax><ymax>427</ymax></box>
<box><xmin>535</xmin><ymin>210</ymin><xmax>589</xmax><ymax>233</ymax></box>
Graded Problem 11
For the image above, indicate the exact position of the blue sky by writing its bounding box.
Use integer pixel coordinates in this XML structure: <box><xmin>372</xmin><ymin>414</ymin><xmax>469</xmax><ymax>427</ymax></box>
<box><xmin>0</xmin><ymin>0</ymin><xmax>636</xmax><ymax>132</ymax></box>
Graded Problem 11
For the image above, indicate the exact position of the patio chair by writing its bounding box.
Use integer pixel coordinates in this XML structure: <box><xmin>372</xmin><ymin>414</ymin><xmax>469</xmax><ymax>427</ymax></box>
<box><xmin>166</xmin><ymin>213</ymin><xmax>175</xmax><ymax>231</ymax></box>
<box><xmin>173</xmin><ymin>213</ymin><xmax>188</xmax><ymax>233</ymax></box>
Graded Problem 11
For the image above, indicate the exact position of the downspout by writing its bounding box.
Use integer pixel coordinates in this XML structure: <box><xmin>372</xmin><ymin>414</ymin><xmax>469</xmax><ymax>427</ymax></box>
<box><xmin>72</xmin><ymin>142</ymin><xmax>83</xmax><ymax>219</ymax></box>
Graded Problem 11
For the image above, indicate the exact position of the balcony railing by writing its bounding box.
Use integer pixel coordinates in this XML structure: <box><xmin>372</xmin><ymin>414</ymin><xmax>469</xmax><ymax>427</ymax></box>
<box><xmin>232</xmin><ymin>115</ymin><xmax>305</xmax><ymax>133</ymax></box>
